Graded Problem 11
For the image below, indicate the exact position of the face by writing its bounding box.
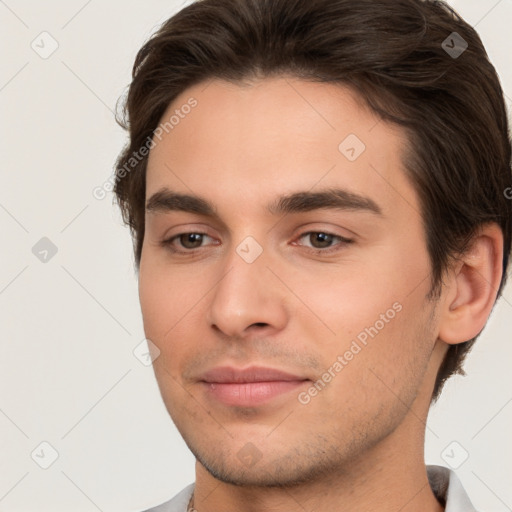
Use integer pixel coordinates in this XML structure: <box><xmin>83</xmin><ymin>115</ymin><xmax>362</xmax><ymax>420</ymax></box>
<box><xmin>139</xmin><ymin>77</ymin><xmax>442</xmax><ymax>486</ymax></box>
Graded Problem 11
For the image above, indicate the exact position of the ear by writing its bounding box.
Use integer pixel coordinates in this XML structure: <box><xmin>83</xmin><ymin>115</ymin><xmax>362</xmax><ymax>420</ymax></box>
<box><xmin>438</xmin><ymin>223</ymin><xmax>504</xmax><ymax>345</ymax></box>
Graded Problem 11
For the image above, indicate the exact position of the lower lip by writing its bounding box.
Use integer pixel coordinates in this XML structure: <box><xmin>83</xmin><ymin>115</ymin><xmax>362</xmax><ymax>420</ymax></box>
<box><xmin>202</xmin><ymin>380</ymin><xmax>308</xmax><ymax>406</ymax></box>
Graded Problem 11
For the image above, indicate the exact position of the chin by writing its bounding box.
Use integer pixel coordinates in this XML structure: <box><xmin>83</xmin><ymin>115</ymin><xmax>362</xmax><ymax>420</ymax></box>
<box><xmin>184</xmin><ymin>431</ymin><xmax>357</xmax><ymax>489</ymax></box>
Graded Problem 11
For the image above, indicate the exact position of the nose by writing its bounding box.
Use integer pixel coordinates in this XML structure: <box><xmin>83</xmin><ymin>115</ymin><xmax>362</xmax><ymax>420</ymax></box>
<box><xmin>206</xmin><ymin>243</ymin><xmax>289</xmax><ymax>339</ymax></box>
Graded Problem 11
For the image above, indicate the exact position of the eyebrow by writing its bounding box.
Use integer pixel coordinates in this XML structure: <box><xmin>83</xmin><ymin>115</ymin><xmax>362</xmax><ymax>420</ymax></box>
<box><xmin>145</xmin><ymin>187</ymin><xmax>383</xmax><ymax>217</ymax></box>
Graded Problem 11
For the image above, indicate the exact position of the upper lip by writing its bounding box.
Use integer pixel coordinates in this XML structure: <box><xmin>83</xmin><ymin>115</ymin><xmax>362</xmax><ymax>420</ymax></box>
<box><xmin>198</xmin><ymin>366</ymin><xmax>309</xmax><ymax>383</ymax></box>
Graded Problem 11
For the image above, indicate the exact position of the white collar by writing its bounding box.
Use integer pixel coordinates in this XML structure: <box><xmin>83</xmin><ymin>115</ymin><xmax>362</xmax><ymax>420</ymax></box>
<box><xmin>427</xmin><ymin>465</ymin><xmax>478</xmax><ymax>511</ymax></box>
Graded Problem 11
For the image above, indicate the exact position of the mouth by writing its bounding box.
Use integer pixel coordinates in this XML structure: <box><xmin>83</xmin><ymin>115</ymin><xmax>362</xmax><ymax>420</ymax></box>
<box><xmin>198</xmin><ymin>366</ymin><xmax>310</xmax><ymax>406</ymax></box>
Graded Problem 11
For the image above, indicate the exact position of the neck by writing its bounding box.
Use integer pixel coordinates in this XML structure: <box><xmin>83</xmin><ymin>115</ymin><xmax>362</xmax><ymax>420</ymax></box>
<box><xmin>191</xmin><ymin>418</ymin><xmax>444</xmax><ymax>512</ymax></box>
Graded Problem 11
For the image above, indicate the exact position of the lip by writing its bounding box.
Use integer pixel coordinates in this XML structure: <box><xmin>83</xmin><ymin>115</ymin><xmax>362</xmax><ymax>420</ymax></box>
<box><xmin>199</xmin><ymin>366</ymin><xmax>307</xmax><ymax>383</ymax></box>
<box><xmin>198</xmin><ymin>366</ymin><xmax>310</xmax><ymax>406</ymax></box>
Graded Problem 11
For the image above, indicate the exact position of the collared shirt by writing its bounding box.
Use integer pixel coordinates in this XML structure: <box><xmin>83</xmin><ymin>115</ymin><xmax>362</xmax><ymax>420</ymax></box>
<box><xmin>142</xmin><ymin>465</ymin><xmax>478</xmax><ymax>512</ymax></box>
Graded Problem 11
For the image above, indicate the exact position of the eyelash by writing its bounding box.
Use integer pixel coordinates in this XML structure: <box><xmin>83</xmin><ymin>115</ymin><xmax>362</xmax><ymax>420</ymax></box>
<box><xmin>160</xmin><ymin>231</ymin><xmax>353</xmax><ymax>255</ymax></box>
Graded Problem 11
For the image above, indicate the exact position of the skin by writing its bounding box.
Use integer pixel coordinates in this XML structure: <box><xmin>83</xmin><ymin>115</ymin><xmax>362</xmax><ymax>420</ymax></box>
<box><xmin>139</xmin><ymin>76</ymin><xmax>503</xmax><ymax>512</ymax></box>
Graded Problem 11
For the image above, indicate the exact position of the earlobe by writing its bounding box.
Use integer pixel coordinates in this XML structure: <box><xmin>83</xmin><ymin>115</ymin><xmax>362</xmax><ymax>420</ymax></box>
<box><xmin>438</xmin><ymin>223</ymin><xmax>503</xmax><ymax>345</ymax></box>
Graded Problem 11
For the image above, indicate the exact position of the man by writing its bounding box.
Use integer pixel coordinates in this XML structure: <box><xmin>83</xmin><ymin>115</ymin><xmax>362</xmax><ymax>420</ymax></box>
<box><xmin>113</xmin><ymin>0</ymin><xmax>511</xmax><ymax>510</ymax></box>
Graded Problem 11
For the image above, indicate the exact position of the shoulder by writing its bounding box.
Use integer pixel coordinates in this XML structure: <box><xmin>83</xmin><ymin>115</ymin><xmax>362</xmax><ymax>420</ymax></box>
<box><xmin>141</xmin><ymin>483</ymin><xmax>195</xmax><ymax>512</ymax></box>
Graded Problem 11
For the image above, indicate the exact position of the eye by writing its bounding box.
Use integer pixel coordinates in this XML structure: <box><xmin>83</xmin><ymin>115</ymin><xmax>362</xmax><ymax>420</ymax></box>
<box><xmin>160</xmin><ymin>230</ymin><xmax>353</xmax><ymax>255</ymax></box>
<box><xmin>161</xmin><ymin>232</ymin><xmax>215</xmax><ymax>252</ymax></box>
<box><xmin>295</xmin><ymin>231</ymin><xmax>353</xmax><ymax>253</ymax></box>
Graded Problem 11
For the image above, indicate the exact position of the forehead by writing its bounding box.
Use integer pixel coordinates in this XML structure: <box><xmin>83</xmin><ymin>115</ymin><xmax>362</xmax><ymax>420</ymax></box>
<box><xmin>145</xmin><ymin>76</ymin><xmax>418</xmax><ymax>220</ymax></box>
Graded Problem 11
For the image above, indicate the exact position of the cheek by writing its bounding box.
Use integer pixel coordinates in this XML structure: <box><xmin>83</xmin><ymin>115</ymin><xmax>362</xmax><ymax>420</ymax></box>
<box><xmin>139</xmin><ymin>256</ymin><xmax>190</xmax><ymax>342</ymax></box>
<box><xmin>287</xmin><ymin>242</ymin><xmax>433</xmax><ymax>371</ymax></box>
<box><xmin>284</xmin><ymin>261</ymin><xmax>402</xmax><ymax>342</ymax></box>
<box><xmin>138</xmin><ymin>255</ymin><xmax>215</xmax><ymax>366</ymax></box>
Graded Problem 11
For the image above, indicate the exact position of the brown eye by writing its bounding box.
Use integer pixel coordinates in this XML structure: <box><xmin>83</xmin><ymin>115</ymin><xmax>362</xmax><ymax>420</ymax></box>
<box><xmin>178</xmin><ymin>233</ymin><xmax>205</xmax><ymax>249</ymax></box>
<box><xmin>161</xmin><ymin>232</ymin><xmax>215</xmax><ymax>253</ymax></box>
<box><xmin>309</xmin><ymin>232</ymin><xmax>335</xmax><ymax>248</ymax></box>
<box><xmin>295</xmin><ymin>231</ymin><xmax>353</xmax><ymax>254</ymax></box>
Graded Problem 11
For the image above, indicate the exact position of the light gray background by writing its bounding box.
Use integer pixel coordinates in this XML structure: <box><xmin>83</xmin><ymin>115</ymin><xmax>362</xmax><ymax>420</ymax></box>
<box><xmin>0</xmin><ymin>1</ymin><xmax>511</xmax><ymax>511</ymax></box>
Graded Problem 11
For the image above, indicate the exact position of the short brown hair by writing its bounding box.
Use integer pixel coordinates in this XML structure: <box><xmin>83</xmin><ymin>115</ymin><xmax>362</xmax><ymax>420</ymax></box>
<box><xmin>113</xmin><ymin>0</ymin><xmax>512</xmax><ymax>400</ymax></box>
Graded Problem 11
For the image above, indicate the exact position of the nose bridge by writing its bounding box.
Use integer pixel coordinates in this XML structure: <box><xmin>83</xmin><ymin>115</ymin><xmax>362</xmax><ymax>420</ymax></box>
<box><xmin>206</xmin><ymin>236</ymin><xmax>287</xmax><ymax>337</ymax></box>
